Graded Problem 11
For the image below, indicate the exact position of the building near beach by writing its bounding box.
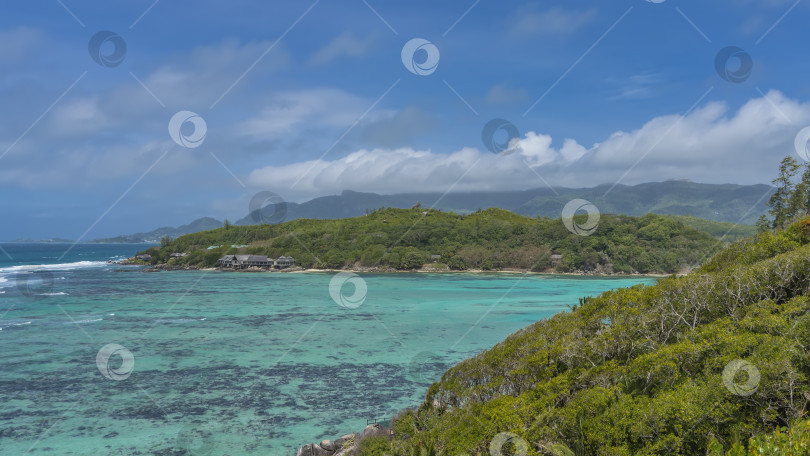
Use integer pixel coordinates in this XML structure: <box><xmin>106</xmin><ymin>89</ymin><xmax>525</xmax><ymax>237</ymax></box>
<box><xmin>218</xmin><ymin>255</ymin><xmax>274</xmax><ymax>269</ymax></box>
<box><xmin>274</xmin><ymin>256</ymin><xmax>295</xmax><ymax>269</ymax></box>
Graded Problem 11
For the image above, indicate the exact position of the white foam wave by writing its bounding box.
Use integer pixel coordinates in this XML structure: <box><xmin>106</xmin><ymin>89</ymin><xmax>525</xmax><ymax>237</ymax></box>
<box><xmin>38</xmin><ymin>292</ymin><xmax>68</xmax><ymax>296</ymax></box>
<box><xmin>0</xmin><ymin>261</ymin><xmax>108</xmax><ymax>275</ymax></box>
<box><xmin>0</xmin><ymin>321</ymin><xmax>32</xmax><ymax>330</ymax></box>
<box><xmin>74</xmin><ymin>318</ymin><xmax>103</xmax><ymax>324</ymax></box>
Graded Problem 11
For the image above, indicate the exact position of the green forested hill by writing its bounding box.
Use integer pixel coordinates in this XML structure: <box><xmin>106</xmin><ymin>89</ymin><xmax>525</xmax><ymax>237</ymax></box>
<box><xmin>141</xmin><ymin>208</ymin><xmax>724</xmax><ymax>274</ymax></box>
<box><xmin>362</xmin><ymin>219</ymin><xmax>810</xmax><ymax>456</ymax></box>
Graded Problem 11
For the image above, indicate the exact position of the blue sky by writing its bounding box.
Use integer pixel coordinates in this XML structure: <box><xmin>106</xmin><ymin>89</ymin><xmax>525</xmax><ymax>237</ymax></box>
<box><xmin>1</xmin><ymin>0</ymin><xmax>810</xmax><ymax>240</ymax></box>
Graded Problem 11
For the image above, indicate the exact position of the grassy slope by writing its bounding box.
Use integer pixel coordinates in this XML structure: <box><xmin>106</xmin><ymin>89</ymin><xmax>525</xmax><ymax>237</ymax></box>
<box><xmin>372</xmin><ymin>219</ymin><xmax>810</xmax><ymax>456</ymax></box>
<box><xmin>662</xmin><ymin>214</ymin><xmax>757</xmax><ymax>243</ymax></box>
<box><xmin>139</xmin><ymin>208</ymin><xmax>727</xmax><ymax>274</ymax></box>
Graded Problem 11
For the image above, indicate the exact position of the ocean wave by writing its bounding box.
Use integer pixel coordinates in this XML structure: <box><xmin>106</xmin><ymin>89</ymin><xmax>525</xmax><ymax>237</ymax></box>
<box><xmin>160</xmin><ymin>318</ymin><xmax>207</xmax><ymax>323</ymax></box>
<box><xmin>0</xmin><ymin>261</ymin><xmax>108</xmax><ymax>275</ymax></box>
<box><xmin>38</xmin><ymin>292</ymin><xmax>68</xmax><ymax>296</ymax></box>
<box><xmin>0</xmin><ymin>321</ymin><xmax>32</xmax><ymax>330</ymax></box>
<box><xmin>73</xmin><ymin>318</ymin><xmax>103</xmax><ymax>324</ymax></box>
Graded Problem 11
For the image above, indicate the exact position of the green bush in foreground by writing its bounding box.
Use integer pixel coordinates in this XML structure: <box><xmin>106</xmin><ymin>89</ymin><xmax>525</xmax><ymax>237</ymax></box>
<box><xmin>360</xmin><ymin>219</ymin><xmax>810</xmax><ymax>455</ymax></box>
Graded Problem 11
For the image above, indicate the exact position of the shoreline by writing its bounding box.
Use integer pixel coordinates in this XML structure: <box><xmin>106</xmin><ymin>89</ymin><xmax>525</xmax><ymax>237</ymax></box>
<box><xmin>120</xmin><ymin>262</ymin><xmax>676</xmax><ymax>278</ymax></box>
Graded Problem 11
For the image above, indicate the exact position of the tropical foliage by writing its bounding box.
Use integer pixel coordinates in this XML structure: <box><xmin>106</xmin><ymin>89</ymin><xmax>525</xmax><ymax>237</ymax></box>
<box><xmin>140</xmin><ymin>208</ymin><xmax>724</xmax><ymax>274</ymax></box>
<box><xmin>355</xmin><ymin>219</ymin><xmax>810</xmax><ymax>455</ymax></box>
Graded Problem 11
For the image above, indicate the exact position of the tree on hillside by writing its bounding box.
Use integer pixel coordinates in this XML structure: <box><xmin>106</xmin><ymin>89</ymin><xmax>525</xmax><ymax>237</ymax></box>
<box><xmin>160</xmin><ymin>235</ymin><xmax>173</xmax><ymax>248</ymax></box>
<box><xmin>766</xmin><ymin>156</ymin><xmax>803</xmax><ymax>228</ymax></box>
<box><xmin>224</xmin><ymin>218</ymin><xmax>231</xmax><ymax>230</ymax></box>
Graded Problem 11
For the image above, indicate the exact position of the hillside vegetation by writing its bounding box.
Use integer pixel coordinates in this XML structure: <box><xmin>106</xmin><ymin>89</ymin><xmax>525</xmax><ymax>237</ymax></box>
<box><xmin>360</xmin><ymin>219</ymin><xmax>810</xmax><ymax>455</ymax></box>
<box><xmin>139</xmin><ymin>208</ymin><xmax>725</xmax><ymax>274</ymax></box>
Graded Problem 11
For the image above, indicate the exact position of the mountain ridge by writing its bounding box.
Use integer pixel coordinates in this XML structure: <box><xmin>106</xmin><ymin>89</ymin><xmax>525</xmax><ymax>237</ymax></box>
<box><xmin>93</xmin><ymin>181</ymin><xmax>772</xmax><ymax>243</ymax></box>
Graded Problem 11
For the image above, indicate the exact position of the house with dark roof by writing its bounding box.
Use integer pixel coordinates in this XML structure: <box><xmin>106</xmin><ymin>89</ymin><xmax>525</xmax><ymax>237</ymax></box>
<box><xmin>218</xmin><ymin>255</ymin><xmax>274</xmax><ymax>269</ymax></box>
<box><xmin>274</xmin><ymin>256</ymin><xmax>295</xmax><ymax>269</ymax></box>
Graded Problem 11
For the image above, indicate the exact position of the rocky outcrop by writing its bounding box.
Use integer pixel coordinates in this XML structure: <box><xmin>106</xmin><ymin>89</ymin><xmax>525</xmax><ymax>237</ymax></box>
<box><xmin>296</xmin><ymin>424</ymin><xmax>393</xmax><ymax>456</ymax></box>
<box><xmin>297</xmin><ymin>434</ymin><xmax>356</xmax><ymax>456</ymax></box>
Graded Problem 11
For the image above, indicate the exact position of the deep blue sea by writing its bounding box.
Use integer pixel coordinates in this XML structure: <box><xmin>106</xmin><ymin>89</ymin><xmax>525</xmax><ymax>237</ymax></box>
<box><xmin>0</xmin><ymin>243</ymin><xmax>655</xmax><ymax>455</ymax></box>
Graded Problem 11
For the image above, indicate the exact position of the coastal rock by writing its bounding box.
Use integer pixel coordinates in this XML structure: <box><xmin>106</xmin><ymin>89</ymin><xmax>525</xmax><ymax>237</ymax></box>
<box><xmin>361</xmin><ymin>424</ymin><xmax>389</xmax><ymax>438</ymax></box>
<box><xmin>320</xmin><ymin>439</ymin><xmax>335</xmax><ymax>452</ymax></box>
<box><xmin>296</xmin><ymin>443</ymin><xmax>331</xmax><ymax>456</ymax></box>
<box><xmin>333</xmin><ymin>434</ymin><xmax>355</xmax><ymax>448</ymax></box>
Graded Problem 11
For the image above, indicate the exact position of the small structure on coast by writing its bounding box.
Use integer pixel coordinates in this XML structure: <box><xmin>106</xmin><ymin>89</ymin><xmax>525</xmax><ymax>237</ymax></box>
<box><xmin>136</xmin><ymin>254</ymin><xmax>152</xmax><ymax>261</ymax></box>
<box><xmin>274</xmin><ymin>256</ymin><xmax>295</xmax><ymax>269</ymax></box>
<box><xmin>551</xmin><ymin>254</ymin><xmax>563</xmax><ymax>268</ymax></box>
<box><xmin>170</xmin><ymin>253</ymin><xmax>188</xmax><ymax>258</ymax></box>
<box><xmin>218</xmin><ymin>255</ymin><xmax>294</xmax><ymax>269</ymax></box>
<box><xmin>218</xmin><ymin>254</ymin><xmax>274</xmax><ymax>269</ymax></box>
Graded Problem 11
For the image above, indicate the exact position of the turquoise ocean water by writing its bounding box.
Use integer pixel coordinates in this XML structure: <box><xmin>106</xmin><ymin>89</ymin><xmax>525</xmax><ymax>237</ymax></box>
<box><xmin>0</xmin><ymin>243</ymin><xmax>654</xmax><ymax>455</ymax></box>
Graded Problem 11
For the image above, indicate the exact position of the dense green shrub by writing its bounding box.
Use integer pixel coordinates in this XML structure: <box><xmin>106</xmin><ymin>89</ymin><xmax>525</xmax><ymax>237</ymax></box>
<box><xmin>380</xmin><ymin>218</ymin><xmax>810</xmax><ymax>455</ymax></box>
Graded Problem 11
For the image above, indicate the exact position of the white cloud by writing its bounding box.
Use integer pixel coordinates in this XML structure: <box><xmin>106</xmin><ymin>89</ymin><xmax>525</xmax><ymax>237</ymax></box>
<box><xmin>509</xmin><ymin>7</ymin><xmax>598</xmax><ymax>37</ymax></box>
<box><xmin>309</xmin><ymin>31</ymin><xmax>375</xmax><ymax>66</ymax></box>
<box><xmin>246</xmin><ymin>91</ymin><xmax>809</xmax><ymax>201</ymax></box>
<box><xmin>485</xmin><ymin>84</ymin><xmax>529</xmax><ymax>104</ymax></box>
<box><xmin>0</xmin><ymin>27</ymin><xmax>43</xmax><ymax>63</ymax></box>
<box><xmin>235</xmin><ymin>88</ymin><xmax>393</xmax><ymax>140</ymax></box>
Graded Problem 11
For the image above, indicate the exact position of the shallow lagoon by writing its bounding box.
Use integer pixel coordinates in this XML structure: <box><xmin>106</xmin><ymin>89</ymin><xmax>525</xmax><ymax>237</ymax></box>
<box><xmin>0</xmin><ymin>245</ymin><xmax>654</xmax><ymax>455</ymax></box>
